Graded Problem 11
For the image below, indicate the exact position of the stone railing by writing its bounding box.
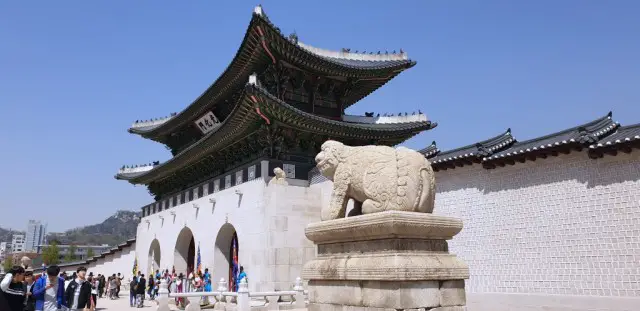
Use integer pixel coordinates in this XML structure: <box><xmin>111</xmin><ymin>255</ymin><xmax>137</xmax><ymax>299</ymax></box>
<box><xmin>342</xmin><ymin>113</ymin><xmax>427</xmax><ymax>124</ymax></box>
<box><xmin>156</xmin><ymin>277</ymin><xmax>307</xmax><ymax>311</ymax></box>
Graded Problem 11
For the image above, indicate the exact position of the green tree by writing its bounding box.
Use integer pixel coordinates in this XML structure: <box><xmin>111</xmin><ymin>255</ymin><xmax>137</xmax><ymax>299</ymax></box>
<box><xmin>42</xmin><ymin>242</ymin><xmax>60</xmax><ymax>265</ymax></box>
<box><xmin>2</xmin><ymin>256</ymin><xmax>14</xmax><ymax>272</ymax></box>
<box><xmin>64</xmin><ymin>244</ymin><xmax>77</xmax><ymax>263</ymax></box>
<box><xmin>86</xmin><ymin>248</ymin><xmax>95</xmax><ymax>259</ymax></box>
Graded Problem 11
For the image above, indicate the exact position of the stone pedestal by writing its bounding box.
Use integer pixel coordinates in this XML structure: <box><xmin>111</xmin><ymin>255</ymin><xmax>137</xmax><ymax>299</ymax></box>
<box><xmin>302</xmin><ymin>211</ymin><xmax>469</xmax><ymax>311</ymax></box>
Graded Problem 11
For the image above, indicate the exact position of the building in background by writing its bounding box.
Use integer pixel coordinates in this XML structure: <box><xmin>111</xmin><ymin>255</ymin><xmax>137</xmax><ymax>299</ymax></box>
<box><xmin>11</xmin><ymin>234</ymin><xmax>25</xmax><ymax>253</ymax></box>
<box><xmin>0</xmin><ymin>242</ymin><xmax>8</xmax><ymax>274</ymax></box>
<box><xmin>25</xmin><ymin>220</ymin><xmax>47</xmax><ymax>252</ymax></box>
<box><xmin>38</xmin><ymin>244</ymin><xmax>111</xmax><ymax>262</ymax></box>
<box><xmin>0</xmin><ymin>242</ymin><xmax>8</xmax><ymax>259</ymax></box>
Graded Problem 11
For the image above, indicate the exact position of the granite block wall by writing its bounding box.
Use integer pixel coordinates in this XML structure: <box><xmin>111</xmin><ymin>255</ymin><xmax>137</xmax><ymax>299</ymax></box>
<box><xmin>433</xmin><ymin>151</ymin><xmax>640</xmax><ymax>306</ymax></box>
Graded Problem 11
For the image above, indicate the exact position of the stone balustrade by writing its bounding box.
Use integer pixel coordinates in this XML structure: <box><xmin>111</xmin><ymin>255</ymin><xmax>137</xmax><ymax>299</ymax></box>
<box><xmin>156</xmin><ymin>277</ymin><xmax>307</xmax><ymax>311</ymax></box>
<box><xmin>342</xmin><ymin>113</ymin><xmax>427</xmax><ymax>124</ymax></box>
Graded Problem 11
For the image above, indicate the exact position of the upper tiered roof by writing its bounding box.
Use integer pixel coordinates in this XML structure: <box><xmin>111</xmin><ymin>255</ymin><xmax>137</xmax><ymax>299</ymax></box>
<box><xmin>129</xmin><ymin>5</ymin><xmax>416</xmax><ymax>144</ymax></box>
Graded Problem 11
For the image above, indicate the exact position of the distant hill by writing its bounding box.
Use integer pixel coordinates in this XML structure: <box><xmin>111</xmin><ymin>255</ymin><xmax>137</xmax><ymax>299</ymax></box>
<box><xmin>46</xmin><ymin>210</ymin><xmax>140</xmax><ymax>246</ymax></box>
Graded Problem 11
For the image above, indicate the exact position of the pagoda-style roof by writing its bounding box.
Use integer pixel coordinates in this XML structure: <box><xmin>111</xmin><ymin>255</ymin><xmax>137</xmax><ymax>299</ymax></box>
<box><xmin>117</xmin><ymin>76</ymin><xmax>435</xmax><ymax>191</ymax></box>
<box><xmin>588</xmin><ymin>123</ymin><xmax>640</xmax><ymax>158</ymax></box>
<box><xmin>483</xmin><ymin>112</ymin><xmax>618</xmax><ymax>168</ymax></box>
<box><xmin>129</xmin><ymin>5</ymin><xmax>415</xmax><ymax>143</ymax></box>
<box><xmin>424</xmin><ymin>129</ymin><xmax>515</xmax><ymax>171</ymax></box>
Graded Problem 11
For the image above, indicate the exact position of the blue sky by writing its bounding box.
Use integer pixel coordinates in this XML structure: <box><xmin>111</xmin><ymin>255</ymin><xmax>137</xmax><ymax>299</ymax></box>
<box><xmin>1</xmin><ymin>1</ymin><xmax>638</xmax><ymax>232</ymax></box>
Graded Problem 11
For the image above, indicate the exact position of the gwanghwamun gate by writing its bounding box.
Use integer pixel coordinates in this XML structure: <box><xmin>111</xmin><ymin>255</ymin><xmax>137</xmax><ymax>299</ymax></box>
<box><xmin>50</xmin><ymin>6</ymin><xmax>640</xmax><ymax>311</ymax></box>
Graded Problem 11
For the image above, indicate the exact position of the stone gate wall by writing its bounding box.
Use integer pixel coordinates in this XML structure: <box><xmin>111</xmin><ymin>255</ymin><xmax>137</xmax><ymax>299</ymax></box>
<box><xmin>433</xmin><ymin>150</ymin><xmax>640</xmax><ymax>310</ymax></box>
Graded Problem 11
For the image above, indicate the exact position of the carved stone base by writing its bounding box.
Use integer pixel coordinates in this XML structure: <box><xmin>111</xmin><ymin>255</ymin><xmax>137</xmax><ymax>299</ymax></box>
<box><xmin>302</xmin><ymin>211</ymin><xmax>469</xmax><ymax>311</ymax></box>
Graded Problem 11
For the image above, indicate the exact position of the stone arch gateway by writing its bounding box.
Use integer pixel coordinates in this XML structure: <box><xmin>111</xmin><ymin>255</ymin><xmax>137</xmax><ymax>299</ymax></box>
<box><xmin>214</xmin><ymin>223</ymin><xmax>238</xmax><ymax>291</ymax></box>
<box><xmin>148</xmin><ymin>239</ymin><xmax>161</xmax><ymax>273</ymax></box>
<box><xmin>174</xmin><ymin>227</ymin><xmax>195</xmax><ymax>275</ymax></box>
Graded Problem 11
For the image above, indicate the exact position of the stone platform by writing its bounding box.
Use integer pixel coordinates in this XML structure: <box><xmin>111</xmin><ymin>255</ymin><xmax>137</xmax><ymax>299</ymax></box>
<box><xmin>302</xmin><ymin>211</ymin><xmax>469</xmax><ymax>311</ymax></box>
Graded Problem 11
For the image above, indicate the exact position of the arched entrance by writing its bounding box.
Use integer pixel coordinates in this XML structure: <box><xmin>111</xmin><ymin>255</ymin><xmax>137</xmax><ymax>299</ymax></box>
<box><xmin>174</xmin><ymin>227</ymin><xmax>196</xmax><ymax>275</ymax></box>
<box><xmin>214</xmin><ymin>223</ymin><xmax>239</xmax><ymax>291</ymax></box>
<box><xmin>148</xmin><ymin>239</ymin><xmax>161</xmax><ymax>275</ymax></box>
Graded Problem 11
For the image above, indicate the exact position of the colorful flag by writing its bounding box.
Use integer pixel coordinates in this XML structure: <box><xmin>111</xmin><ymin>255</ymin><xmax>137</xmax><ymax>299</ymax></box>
<box><xmin>196</xmin><ymin>245</ymin><xmax>202</xmax><ymax>275</ymax></box>
<box><xmin>132</xmin><ymin>257</ymin><xmax>138</xmax><ymax>277</ymax></box>
<box><xmin>230</xmin><ymin>234</ymin><xmax>239</xmax><ymax>291</ymax></box>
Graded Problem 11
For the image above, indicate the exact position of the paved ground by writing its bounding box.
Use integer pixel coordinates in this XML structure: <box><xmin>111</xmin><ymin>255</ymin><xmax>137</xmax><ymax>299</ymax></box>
<box><xmin>94</xmin><ymin>295</ymin><xmax>170</xmax><ymax>310</ymax></box>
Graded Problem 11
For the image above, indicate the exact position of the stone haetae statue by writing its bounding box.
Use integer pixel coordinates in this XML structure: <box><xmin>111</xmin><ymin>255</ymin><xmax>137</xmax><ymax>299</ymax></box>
<box><xmin>315</xmin><ymin>140</ymin><xmax>435</xmax><ymax>220</ymax></box>
<box><xmin>20</xmin><ymin>256</ymin><xmax>31</xmax><ymax>269</ymax></box>
<box><xmin>268</xmin><ymin>167</ymin><xmax>289</xmax><ymax>186</ymax></box>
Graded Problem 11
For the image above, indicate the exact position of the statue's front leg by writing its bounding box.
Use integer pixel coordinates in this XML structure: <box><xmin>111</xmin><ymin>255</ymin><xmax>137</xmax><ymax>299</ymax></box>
<box><xmin>322</xmin><ymin>168</ymin><xmax>350</xmax><ymax>220</ymax></box>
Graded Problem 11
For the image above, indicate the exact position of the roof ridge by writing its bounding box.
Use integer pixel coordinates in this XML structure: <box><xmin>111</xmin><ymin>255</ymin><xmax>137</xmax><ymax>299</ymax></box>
<box><xmin>511</xmin><ymin>111</ymin><xmax>613</xmax><ymax>145</ymax></box>
<box><xmin>436</xmin><ymin>128</ymin><xmax>513</xmax><ymax>155</ymax></box>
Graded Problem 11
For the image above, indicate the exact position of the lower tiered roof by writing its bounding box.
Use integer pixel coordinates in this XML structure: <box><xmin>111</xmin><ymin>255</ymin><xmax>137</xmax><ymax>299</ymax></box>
<box><xmin>117</xmin><ymin>75</ymin><xmax>436</xmax><ymax>198</ymax></box>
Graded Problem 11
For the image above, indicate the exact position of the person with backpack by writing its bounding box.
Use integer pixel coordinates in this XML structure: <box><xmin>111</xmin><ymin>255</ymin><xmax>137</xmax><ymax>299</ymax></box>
<box><xmin>129</xmin><ymin>277</ymin><xmax>138</xmax><ymax>307</ymax></box>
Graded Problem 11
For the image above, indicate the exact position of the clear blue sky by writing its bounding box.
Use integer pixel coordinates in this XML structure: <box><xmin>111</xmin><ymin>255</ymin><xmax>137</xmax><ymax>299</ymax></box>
<box><xmin>1</xmin><ymin>1</ymin><xmax>638</xmax><ymax>232</ymax></box>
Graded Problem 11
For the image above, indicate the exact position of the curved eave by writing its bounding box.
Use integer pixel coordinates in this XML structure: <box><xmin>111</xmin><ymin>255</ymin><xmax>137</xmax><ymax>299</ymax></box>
<box><xmin>419</xmin><ymin>142</ymin><xmax>439</xmax><ymax>158</ymax></box>
<box><xmin>116</xmin><ymin>87</ymin><xmax>260</xmax><ymax>183</ymax></box>
<box><xmin>117</xmin><ymin>83</ymin><xmax>435</xmax><ymax>184</ymax></box>
<box><xmin>249</xmin><ymin>83</ymin><xmax>435</xmax><ymax>135</ymax></box>
<box><xmin>129</xmin><ymin>9</ymin><xmax>414</xmax><ymax>140</ymax></box>
<box><xmin>429</xmin><ymin>129</ymin><xmax>515</xmax><ymax>169</ymax></box>
<box><xmin>588</xmin><ymin>123</ymin><xmax>640</xmax><ymax>158</ymax></box>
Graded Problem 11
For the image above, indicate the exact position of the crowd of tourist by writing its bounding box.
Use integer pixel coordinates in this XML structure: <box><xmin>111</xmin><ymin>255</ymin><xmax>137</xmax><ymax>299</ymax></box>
<box><xmin>1</xmin><ymin>264</ymin><xmax>248</xmax><ymax>310</ymax></box>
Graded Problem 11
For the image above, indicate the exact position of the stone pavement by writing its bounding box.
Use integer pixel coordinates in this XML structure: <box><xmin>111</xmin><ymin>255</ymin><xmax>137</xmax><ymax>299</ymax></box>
<box><xmin>94</xmin><ymin>295</ymin><xmax>178</xmax><ymax>311</ymax></box>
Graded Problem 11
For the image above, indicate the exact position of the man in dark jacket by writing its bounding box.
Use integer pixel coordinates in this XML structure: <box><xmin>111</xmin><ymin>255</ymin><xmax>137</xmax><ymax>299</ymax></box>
<box><xmin>64</xmin><ymin>267</ymin><xmax>92</xmax><ymax>311</ymax></box>
<box><xmin>135</xmin><ymin>274</ymin><xmax>146</xmax><ymax>308</ymax></box>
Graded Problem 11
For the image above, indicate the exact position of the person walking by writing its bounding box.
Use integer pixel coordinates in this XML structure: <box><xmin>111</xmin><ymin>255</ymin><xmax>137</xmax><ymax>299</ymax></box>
<box><xmin>88</xmin><ymin>275</ymin><xmax>98</xmax><ymax>311</ymax></box>
<box><xmin>236</xmin><ymin>266</ymin><xmax>247</xmax><ymax>291</ymax></box>
<box><xmin>24</xmin><ymin>270</ymin><xmax>36</xmax><ymax>311</ymax></box>
<box><xmin>129</xmin><ymin>277</ymin><xmax>138</xmax><ymax>307</ymax></box>
<box><xmin>108</xmin><ymin>275</ymin><xmax>117</xmax><ymax>299</ymax></box>
<box><xmin>1</xmin><ymin>266</ymin><xmax>26</xmax><ymax>311</ymax></box>
<box><xmin>147</xmin><ymin>276</ymin><xmax>155</xmax><ymax>300</ymax></box>
<box><xmin>115</xmin><ymin>273</ymin><xmax>121</xmax><ymax>298</ymax></box>
<box><xmin>97</xmin><ymin>274</ymin><xmax>105</xmax><ymax>298</ymax></box>
<box><xmin>135</xmin><ymin>274</ymin><xmax>146</xmax><ymax>308</ymax></box>
<box><xmin>64</xmin><ymin>267</ymin><xmax>92</xmax><ymax>311</ymax></box>
<box><xmin>32</xmin><ymin>265</ymin><xmax>66</xmax><ymax>311</ymax></box>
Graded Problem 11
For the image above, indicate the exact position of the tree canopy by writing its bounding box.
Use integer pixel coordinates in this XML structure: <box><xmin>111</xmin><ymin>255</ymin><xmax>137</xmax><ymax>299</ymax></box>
<box><xmin>64</xmin><ymin>244</ymin><xmax>77</xmax><ymax>263</ymax></box>
<box><xmin>42</xmin><ymin>242</ymin><xmax>60</xmax><ymax>265</ymax></box>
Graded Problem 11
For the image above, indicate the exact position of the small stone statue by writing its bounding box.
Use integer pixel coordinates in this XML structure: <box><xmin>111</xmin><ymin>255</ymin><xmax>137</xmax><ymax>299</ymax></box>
<box><xmin>315</xmin><ymin>140</ymin><xmax>436</xmax><ymax>220</ymax></box>
<box><xmin>20</xmin><ymin>256</ymin><xmax>31</xmax><ymax>269</ymax></box>
<box><xmin>268</xmin><ymin>167</ymin><xmax>289</xmax><ymax>186</ymax></box>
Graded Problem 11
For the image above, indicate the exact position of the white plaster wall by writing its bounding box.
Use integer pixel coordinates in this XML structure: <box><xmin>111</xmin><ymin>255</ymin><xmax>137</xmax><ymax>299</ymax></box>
<box><xmin>57</xmin><ymin>244</ymin><xmax>136</xmax><ymax>279</ymax></box>
<box><xmin>136</xmin><ymin>177</ymin><xmax>268</xmax><ymax>291</ymax></box>
<box><xmin>433</xmin><ymin>151</ymin><xmax>640</xmax><ymax>309</ymax></box>
<box><xmin>261</xmin><ymin>184</ymin><xmax>322</xmax><ymax>291</ymax></box>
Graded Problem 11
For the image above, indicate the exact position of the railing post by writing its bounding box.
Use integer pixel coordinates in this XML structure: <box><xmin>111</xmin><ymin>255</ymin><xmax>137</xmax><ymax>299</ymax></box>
<box><xmin>293</xmin><ymin>277</ymin><xmax>305</xmax><ymax>309</ymax></box>
<box><xmin>237</xmin><ymin>278</ymin><xmax>250</xmax><ymax>311</ymax></box>
<box><xmin>156</xmin><ymin>279</ymin><xmax>170</xmax><ymax>311</ymax></box>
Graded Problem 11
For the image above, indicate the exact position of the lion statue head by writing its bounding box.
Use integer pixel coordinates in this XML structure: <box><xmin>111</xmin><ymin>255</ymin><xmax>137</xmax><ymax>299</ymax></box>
<box><xmin>274</xmin><ymin>167</ymin><xmax>286</xmax><ymax>179</ymax></box>
<box><xmin>315</xmin><ymin>140</ymin><xmax>344</xmax><ymax>181</ymax></box>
